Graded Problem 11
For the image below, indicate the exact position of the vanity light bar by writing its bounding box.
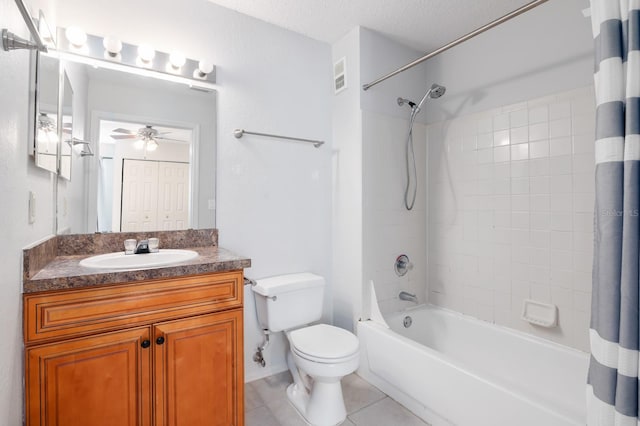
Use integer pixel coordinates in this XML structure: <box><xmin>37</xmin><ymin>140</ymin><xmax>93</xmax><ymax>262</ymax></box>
<box><xmin>56</xmin><ymin>28</ymin><xmax>216</xmax><ymax>85</ymax></box>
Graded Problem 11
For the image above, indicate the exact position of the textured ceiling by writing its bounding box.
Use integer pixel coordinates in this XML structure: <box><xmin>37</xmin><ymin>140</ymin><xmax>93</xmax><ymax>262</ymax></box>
<box><xmin>205</xmin><ymin>0</ymin><xmax>547</xmax><ymax>52</ymax></box>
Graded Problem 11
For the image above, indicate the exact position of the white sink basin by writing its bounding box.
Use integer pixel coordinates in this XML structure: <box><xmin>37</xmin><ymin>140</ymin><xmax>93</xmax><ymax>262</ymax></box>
<box><xmin>79</xmin><ymin>249</ymin><xmax>199</xmax><ymax>270</ymax></box>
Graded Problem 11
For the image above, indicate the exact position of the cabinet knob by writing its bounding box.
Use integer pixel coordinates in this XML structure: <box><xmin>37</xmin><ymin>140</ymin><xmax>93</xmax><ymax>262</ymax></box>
<box><xmin>141</xmin><ymin>339</ymin><xmax>151</xmax><ymax>349</ymax></box>
<box><xmin>156</xmin><ymin>336</ymin><xmax>165</xmax><ymax>345</ymax></box>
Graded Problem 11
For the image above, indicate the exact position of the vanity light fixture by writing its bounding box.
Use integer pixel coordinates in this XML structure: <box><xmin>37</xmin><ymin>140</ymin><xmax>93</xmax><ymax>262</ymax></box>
<box><xmin>102</xmin><ymin>36</ymin><xmax>122</xmax><ymax>58</ymax></box>
<box><xmin>56</xmin><ymin>27</ymin><xmax>216</xmax><ymax>86</ymax></box>
<box><xmin>65</xmin><ymin>26</ymin><xmax>87</xmax><ymax>48</ymax></box>
<box><xmin>194</xmin><ymin>60</ymin><xmax>214</xmax><ymax>79</ymax></box>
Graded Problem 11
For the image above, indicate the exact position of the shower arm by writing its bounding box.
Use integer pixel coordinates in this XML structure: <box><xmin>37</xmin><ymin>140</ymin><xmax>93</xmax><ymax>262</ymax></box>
<box><xmin>362</xmin><ymin>0</ymin><xmax>549</xmax><ymax>91</ymax></box>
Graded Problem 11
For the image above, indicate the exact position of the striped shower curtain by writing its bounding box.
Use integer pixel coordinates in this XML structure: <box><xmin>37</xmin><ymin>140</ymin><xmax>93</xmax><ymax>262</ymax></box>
<box><xmin>588</xmin><ymin>0</ymin><xmax>640</xmax><ymax>424</ymax></box>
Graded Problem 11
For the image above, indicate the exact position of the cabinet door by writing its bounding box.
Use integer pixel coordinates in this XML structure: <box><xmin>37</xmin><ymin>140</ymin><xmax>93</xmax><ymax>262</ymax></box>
<box><xmin>26</xmin><ymin>327</ymin><xmax>152</xmax><ymax>426</ymax></box>
<box><xmin>153</xmin><ymin>309</ymin><xmax>243</xmax><ymax>426</ymax></box>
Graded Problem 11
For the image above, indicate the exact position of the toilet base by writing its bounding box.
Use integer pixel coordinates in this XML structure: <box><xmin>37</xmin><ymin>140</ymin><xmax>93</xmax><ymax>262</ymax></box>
<box><xmin>287</xmin><ymin>380</ymin><xmax>347</xmax><ymax>426</ymax></box>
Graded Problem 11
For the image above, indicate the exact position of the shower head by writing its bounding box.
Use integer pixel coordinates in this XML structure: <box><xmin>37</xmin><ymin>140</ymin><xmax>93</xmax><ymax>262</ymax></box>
<box><xmin>397</xmin><ymin>97</ymin><xmax>416</xmax><ymax>109</ymax></box>
<box><xmin>428</xmin><ymin>83</ymin><xmax>446</xmax><ymax>99</ymax></box>
<box><xmin>414</xmin><ymin>83</ymin><xmax>446</xmax><ymax>115</ymax></box>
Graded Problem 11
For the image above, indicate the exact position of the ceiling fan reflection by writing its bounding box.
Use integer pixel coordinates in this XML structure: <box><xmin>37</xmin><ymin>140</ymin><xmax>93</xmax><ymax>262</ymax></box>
<box><xmin>109</xmin><ymin>125</ymin><xmax>187</xmax><ymax>152</ymax></box>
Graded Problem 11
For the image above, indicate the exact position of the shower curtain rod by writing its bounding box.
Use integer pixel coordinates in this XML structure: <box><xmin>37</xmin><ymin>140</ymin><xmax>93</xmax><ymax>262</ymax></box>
<box><xmin>362</xmin><ymin>0</ymin><xmax>549</xmax><ymax>91</ymax></box>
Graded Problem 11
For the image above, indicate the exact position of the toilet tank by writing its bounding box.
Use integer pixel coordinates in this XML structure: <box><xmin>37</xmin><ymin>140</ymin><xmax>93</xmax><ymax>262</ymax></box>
<box><xmin>251</xmin><ymin>273</ymin><xmax>325</xmax><ymax>332</ymax></box>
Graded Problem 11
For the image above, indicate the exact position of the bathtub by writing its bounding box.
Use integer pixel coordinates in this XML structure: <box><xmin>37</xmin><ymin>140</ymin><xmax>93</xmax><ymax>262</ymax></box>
<box><xmin>357</xmin><ymin>304</ymin><xmax>589</xmax><ymax>426</ymax></box>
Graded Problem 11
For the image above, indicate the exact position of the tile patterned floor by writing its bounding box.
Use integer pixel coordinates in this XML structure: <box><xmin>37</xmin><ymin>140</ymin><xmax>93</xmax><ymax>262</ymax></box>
<box><xmin>245</xmin><ymin>371</ymin><xmax>430</xmax><ymax>426</ymax></box>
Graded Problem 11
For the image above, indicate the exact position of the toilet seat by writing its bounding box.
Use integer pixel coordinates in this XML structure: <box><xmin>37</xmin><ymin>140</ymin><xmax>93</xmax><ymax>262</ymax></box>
<box><xmin>288</xmin><ymin>324</ymin><xmax>359</xmax><ymax>363</ymax></box>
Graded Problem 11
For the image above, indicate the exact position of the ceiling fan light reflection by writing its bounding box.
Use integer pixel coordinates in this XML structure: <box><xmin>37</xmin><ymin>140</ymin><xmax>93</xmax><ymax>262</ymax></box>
<box><xmin>146</xmin><ymin>139</ymin><xmax>158</xmax><ymax>151</ymax></box>
<box><xmin>134</xmin><ymin>139</ymin><xmax>145</xmax><ymax>150</ymax></box>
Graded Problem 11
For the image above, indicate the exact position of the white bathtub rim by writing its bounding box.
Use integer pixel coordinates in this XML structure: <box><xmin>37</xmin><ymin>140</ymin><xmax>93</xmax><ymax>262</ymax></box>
<box><xmin>358</xmin><ymin>319</ymin><xmax>583</xmax><ymax>425</ymax></box>
<box><xmin>385</xmin><ymin>303</ymin><xmax>589</xmax><ymax>358</ymax></box>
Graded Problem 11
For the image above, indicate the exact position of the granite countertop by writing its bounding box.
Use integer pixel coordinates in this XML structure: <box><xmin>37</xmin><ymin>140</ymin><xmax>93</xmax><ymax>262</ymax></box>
<box><xmin>23</xmin><ymin>230</ymin><xmax>251</xmax><ymax>294</ymax></box>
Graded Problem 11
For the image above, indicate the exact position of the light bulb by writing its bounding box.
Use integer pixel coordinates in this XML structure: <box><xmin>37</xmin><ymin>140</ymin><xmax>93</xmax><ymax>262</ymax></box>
<box><xmin>65</xmin><ymin>26</ymin><xmax>87</xmax><ymax>48</ymax></box>
<box><xmin>134</xmin><ymin>139</ymin><xmax>145</xmax><ymax>150</ymax></box>
<box><xmin>103</xmin><ymin>36</ymin><xmax>122</xmax><ymax>57</ymax></box>
<box><xmin>146</xmin><ymin>139</ymin><xmax>158</xmax><ymax>151</ymax></box>
<box><xmin>169</xmin><ymin>51</ymin><xmax>186</xmax><ymax>69</ymax></box>
<box><xmin>138</xmin><ymin>44</ymin><xmax>155</xmax><ymax>63</ymax></box>
<box><xmin>194</xmin><ymin>60</ymin><xmax>214</xmax><ymax>78</ymax></box>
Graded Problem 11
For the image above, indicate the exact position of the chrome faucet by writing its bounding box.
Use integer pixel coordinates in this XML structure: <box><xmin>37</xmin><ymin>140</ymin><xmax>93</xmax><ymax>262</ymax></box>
<box><xmin>399</xmin><ymin>291</ymin><xmax>418</xmax><ymax>303</ymax></box>
<box><xmin>134</xmin><ymin>239</ymin><xmax>151</xmax><ymax>254</ymax></box>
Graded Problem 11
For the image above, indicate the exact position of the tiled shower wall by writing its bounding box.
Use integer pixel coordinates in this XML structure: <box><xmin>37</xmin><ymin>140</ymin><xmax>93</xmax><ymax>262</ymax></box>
<box><xmin>427</xmin><ymin>85</ymin><xmax>595</xmax><ymax>351</ymax></box>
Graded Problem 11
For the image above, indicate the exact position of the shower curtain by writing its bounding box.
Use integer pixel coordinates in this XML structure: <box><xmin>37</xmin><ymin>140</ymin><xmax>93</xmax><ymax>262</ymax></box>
<box><xmin>588</xmin><ymin>0</ymin><xmax>640</xmax><ymax>424</ymax></box>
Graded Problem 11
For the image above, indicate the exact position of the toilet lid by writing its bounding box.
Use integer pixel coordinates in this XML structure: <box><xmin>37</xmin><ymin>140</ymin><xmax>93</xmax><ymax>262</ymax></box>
<box><xmin>289</xmin><ymin>324</ymin><xmax>359</xmax><ymax>360</ymax></box>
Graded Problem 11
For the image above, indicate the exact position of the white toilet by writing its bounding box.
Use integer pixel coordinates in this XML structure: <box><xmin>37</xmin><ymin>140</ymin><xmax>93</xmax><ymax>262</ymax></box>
<box><xmin>252</xmin><ymin>273</ymin><xmax>359</xmax><ymax>426</ymax></box>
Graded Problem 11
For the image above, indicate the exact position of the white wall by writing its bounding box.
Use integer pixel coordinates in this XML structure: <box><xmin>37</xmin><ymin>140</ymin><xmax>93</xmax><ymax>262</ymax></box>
<box><xmin>422</xmin><ymin>0</ymin><xmax>594</xmax><ymax>351</ymax></box>
<box><xmin>423</xmin><ymin>0</ymin><xmax>593</xmax><ymax>124</ymax></box>
<box><xmin>0</xmin><ymin>0</ymin><xmax>57</xmax><ymax>422</ymax></box>
<box><xmin>332</xmin><ymin>27</ymin><xmax>363</xmax><ymax>330</ymax></box>
<box><xmin>55</xmin><ymin>0</ymin><xmax>333</xmax><ymax>382</ymax></box>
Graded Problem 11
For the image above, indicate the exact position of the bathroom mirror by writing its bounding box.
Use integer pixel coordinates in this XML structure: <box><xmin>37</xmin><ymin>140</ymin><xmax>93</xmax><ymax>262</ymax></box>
<box><xmin>55</xmin><ymin>58</ymin><xmax>217</xmax><ymax>234</ymax></box>
<box><xmin>34</xmin><ymin>52</ymin><xmax>60</xmax><ymax>174</ymax></box>
<box><xmin>59</xmin><ymin>72</ymin><xmax>73</xmax><ymax>180</ymax></box>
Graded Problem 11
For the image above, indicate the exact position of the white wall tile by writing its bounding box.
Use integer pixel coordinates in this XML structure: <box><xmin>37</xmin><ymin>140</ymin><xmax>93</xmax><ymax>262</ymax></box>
<box><xmin>530</xmin><ymin>176</ymin><xmax>550</xmax><ymax>194</ymax></box>
<box><xmin>550</xmin><ymin>118</ymin><xmax>572</xmax><ymax>138</ymax></box>
<box><xmin>512</xmin><ymin>195</ymin><xmax>530</xmax><ymax>211</ymax></box>
<box><xmin>550</xmin><ymin>156</ymin><xmax>573</xmax><ymax>175</ymax></box>
<box><xmin>510</xmin><ymin>109</ymin><xmax>529</xmax><ymax>128</ymax></box>
<box><xmin>477</xmin><ymin>117</ymin><xmax>493</xmax><ymax>134</ymax></box>
<box><xmin>493</xmin><ymin>130</ymin><xmax>510</xmax><ymax>146</ymax></box>
<box><xmin>494</xmin><ymin>146</ymin><xmax>510</xmax><ymax>162</ymax></box>
<box><xmin>511</xmin><ymin>126</ymin><xmax>529</xmax><ymax>144</ymax></box>
<box><xmin>511</xmin><ymin>143</ymin><xmax>529</xmax><ymax>161</ymax></box>
<box><xmin>529</xmin><ymin>106</ymin><xmax>548</xmax><ymax>124</ymax></box>
<box><xmin>511</xmin><ymin>160</ymin><xmax>530</xmax><ymax>177</ymax></box>
<box><xmin>529</xmin><ymin>123</ymin><xmax>549</xmax><ymax>141</ymax></box>
<box><xmin>530</xmin><ymin>195</ymin><xmax>551</xmax><ymax>212</ymax></box>
<box><xmin>549</xmin><ymin>102</ymin><xmax>571</xmax><ymax>120</ymax></box>
<box><xmin>511</xmin><ymin>177</ymin><xmax>529</xmax><ymax>194</ymax></box>
<box><xmin>530</xmin><ymin>230</ymin><xmax>550</xmax><ymax>248</ymax></box>
<box><xmin>427</xmin><ymin>86</ymin><xmax>594</xmax><ymax>352</ymax></box>
<box><xmin>529</xmin><ymin>140</ymin><xmax>550</xmax><ymax>159</ymax></box>
<box><xmin>550</xmin><ymin>137</ymin><xmax>573</xmax><ymax>156</ymax></box>
<box><xmin>550</xmin><ymin>231</ymin><xmax>573</xmax><ymax>250</ymax></box>
<box><xmin>477</xmin><ymin>132</ymin><xmax>493</xmax><ymax>149</ymax></box>
<box><xmin>573</xmin><ymin>133</ymin><xmax>595</xmax><ymax>154</ymax></box>
<box><xmin>530</xmin><ymin>158</ymin><xmax>550</xmax><ymax>176</ymax></box>
<box><xmin>494</xmin><ymin>113</ymin><xmax>510</xmax><ymax>131</ymax></box>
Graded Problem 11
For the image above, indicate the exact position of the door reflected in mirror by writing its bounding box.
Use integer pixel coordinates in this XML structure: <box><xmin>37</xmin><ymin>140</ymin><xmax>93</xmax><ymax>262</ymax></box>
<box><xmin>98</xmin><ymin>120</ymin><xmax>192</xmax><ymax>232</ymax></box>
<box><xmin>55</xmin><ymin>59</ymin><xmax>216</xmax><ymax>235</ymax></box>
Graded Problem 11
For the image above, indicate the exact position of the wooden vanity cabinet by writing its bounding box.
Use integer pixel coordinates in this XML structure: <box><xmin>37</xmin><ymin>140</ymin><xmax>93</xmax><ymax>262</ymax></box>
<box><xmin>24</xmin><ymin>271</ymin><xmax>244</xmax><ymax>426</ymax></box>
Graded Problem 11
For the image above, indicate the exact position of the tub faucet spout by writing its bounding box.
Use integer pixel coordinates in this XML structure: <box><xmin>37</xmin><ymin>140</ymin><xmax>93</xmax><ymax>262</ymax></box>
<box><xmin>399</xmin><ymin>291</ymin><xmax>418</xmax><ymax>303</ymax></box>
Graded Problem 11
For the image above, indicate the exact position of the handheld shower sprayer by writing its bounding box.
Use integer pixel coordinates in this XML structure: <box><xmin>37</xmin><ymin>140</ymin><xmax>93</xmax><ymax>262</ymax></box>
<box><xmin>397</xmin><ymin>82</ymin><xmax>446</xmax><ymax>210</ymax></box>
